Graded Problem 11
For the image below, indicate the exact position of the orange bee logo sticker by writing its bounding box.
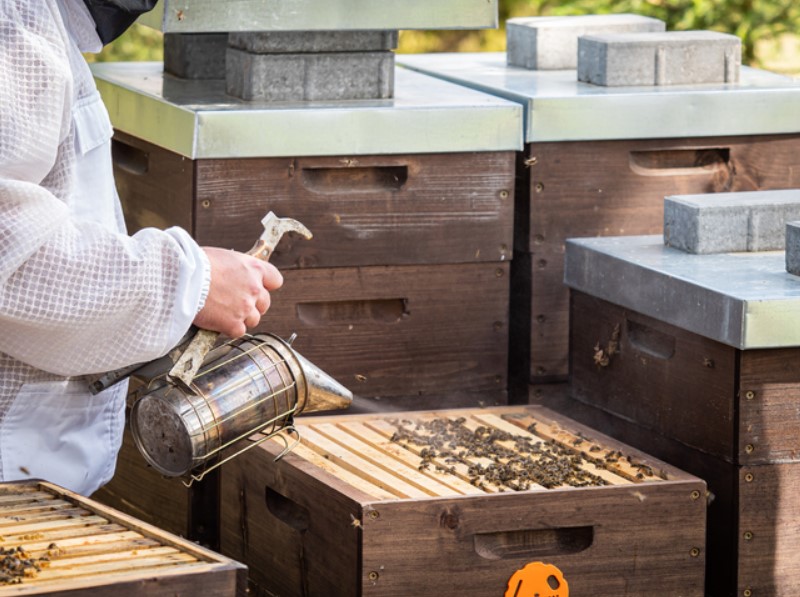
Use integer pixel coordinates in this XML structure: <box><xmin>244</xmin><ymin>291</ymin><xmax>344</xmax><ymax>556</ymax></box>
<box><xmin>505</xmin><ymin>561</ymin><xmax>568</xmax><ymax>597</ymax></box>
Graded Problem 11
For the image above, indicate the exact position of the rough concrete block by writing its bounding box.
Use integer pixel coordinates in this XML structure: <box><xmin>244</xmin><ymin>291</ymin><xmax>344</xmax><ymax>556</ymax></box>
<box><xmin>578</xmin><ymin>30</ymin><xmax>741</xmax><ymax>86</ymax></box>
<box><xmin>163</xmin><ymin>33</ymin><xmax>228</xmax><ymax>79</ymax></box>
<box><xmin>229</xmin><ymin>31</ymin><xmax>398</xmax><ymax>53</ymax></box>
<box><xmin>506</xmin><ymin>14</ymin><xmax>665</xmax><ymax>70</ymax></box>
<box><xmin>786</xmin><ymin>222</ymin><xmax>800</xmax><ymax>275</ymax></box>
<box><xmin>226</xmin><ymin>48</ymin><xmax>395</xmax><ymax>101</ymax></box>
<box><xmin>664</xmin><ymin>189</ymin><xmax>800</xmax><ymax>254</ymax></box>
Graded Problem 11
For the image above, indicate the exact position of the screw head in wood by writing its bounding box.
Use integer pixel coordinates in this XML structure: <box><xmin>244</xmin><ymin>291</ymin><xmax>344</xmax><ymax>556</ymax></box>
<box><xmin>368</xmin><ymin>571</ymin><xmax>379</xmax><ymax>581</ymax></box>
<box><xmin>690</xmin><ymin>490</ymin><xmax>701</xmax><ymax>500</ymax></box>
<box><xmin>201</xmin><ymin>199</ymin><xmax>211</xmax><ymax>208</ymax></box>
<box><xmin>743</xmin><ymin>531</ymin><xmax>753</xmax><ymax>541</ymax></box>
<box><xmin>368</xmin><ymin>510</ymin><xmax>380</xmax><ymax>520</ymax></box>
<box><xmin>535</xmin><ymin>182</ymin><xmax>545</xmax><ymax>193</ymax></box>
<box><xmin>743</xmin><ymin>589</ymin><xmax>752</xmax><ymax>597</ymax></box>
<box><xmin>745</xmin><ymin>444</ymin><xmax>755</xmax><ymax>454</ymax></box>
<box><xmin>745</xmin><ymin>473</ymin><xmax>754</xmax><ymax>483</ymax></box>
<box><xmin>499</xmin><ymin>190</ymin><xmax>509</xmax><ymax>199</ymax></box>
<box><xmin>745</xmin><ymin>391</ymin><xmax>755</xmax><ymax>400</ymax></box>
<box><xmin>690</xmin><ymin>547</ymin><xmax>700</xmax><ymax>557</ymax></box>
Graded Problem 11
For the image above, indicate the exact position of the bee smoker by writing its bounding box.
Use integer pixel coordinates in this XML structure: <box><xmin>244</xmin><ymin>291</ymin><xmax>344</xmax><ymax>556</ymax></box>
<box><xmin>89</xmin><ymin>212</ymin><xmax>351</xmax><ymax>482</ymax></box>
<box><xmin>130</xmin><ymin>332</ymin><xmax>352</xmax><ymax>483</ymax></box>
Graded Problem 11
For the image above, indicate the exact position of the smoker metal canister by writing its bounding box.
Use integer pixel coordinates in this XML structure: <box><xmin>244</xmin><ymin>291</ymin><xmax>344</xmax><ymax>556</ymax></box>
<box><xmin>130</xmin><ymin>333</ymin><xmax>351</xmax><ymax>477</ymax></box>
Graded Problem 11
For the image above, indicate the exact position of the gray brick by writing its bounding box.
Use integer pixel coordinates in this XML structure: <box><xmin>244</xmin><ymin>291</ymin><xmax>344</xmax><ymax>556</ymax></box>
<box><xmin>786</xmin><ymin>222</ymin><xmax>800</xmax><ymax>275</ymax></box>
<box><xmin>226</xmin><ymin>49</ymin><xmax>395</xmax><ymax>101</ymax></box>
<box><xmin>229</xmin><ymin>31</ymin><xmax>398</xmax><ymax>53</ymax></box>
<box><xmin>506</xmin><ymin>14</ymin><xmax>664</xmax><ymax>70</ymax></box>
<box><xmin>578</xmin><ymin>30</ymin><xmax>741</xmax><ymax>86</ymax></box>
<box><xmin>664</xmin><ymin>189</ymin><xmax>800</xmax><ymax>254</ymax></box>
<box><xmin>163</xmin><ymin>33</ymin><xmax>228</xmax><ymax>80</ymax></box>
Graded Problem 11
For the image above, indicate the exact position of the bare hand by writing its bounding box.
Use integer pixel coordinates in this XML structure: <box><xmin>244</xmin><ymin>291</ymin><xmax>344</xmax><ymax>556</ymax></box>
<box><xmin>193</xmin><ymin>247</ymin><xmax>284</xmax><ymax>338</ymax></box>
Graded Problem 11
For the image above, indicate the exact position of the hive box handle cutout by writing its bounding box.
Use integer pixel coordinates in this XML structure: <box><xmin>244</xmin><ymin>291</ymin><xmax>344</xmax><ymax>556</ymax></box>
<box><xmin>474</xmin><ymin>526</ymin><xmax>593</xmax><ymax>560</ymax></box>
<box><xmin>629</xmin><ymin>147</ymin><xmax>730</xmax><ymax>177</ymax></box>
<box><xmin>301</xmin><ymin>165</ymin><xmax>408</xmax><ymax>194</ymax></box>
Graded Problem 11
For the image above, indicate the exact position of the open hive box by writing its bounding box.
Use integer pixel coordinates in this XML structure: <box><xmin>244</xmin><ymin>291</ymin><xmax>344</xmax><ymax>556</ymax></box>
<box><xmin>0</xmin><ymin>481</ymin><xmax>244</xmax><ymax>595</ymax></box>
<box><xmin>220</xmin><ymin>405</ymin><xmax>706</xmax><ymax>596</ymax></box>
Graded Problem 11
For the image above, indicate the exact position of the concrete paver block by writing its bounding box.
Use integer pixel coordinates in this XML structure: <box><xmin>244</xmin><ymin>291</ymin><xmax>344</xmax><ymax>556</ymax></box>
<box><xmin>229</xmin><ymin>31</ymin><xmax>398</xmax><ymax>53</ymax></box>
<box><xmin>786</xmin><ymin>222</ymin><xmax>800</xmax><ymax>275</ymax></box>
<box><xmin>164</xmin><ymin>33</ymin><xmax>228</xmax><ymax>79</ymax></box>
<box><xmin>664</xmin><ymin>189</ymin><xmax>800</xmax><ymax>254</ymax></box>
<box><xmin>578</xmin><ymin>30</ymin><xmax>741</xmax><ymax>86</ymax></box>
<box><xmin>226</xmin><ymin>49</ymin><xmax>395</xmax><ymax>101</ymax></box>
<box><xmin>506</xmin><ymin>14</ymin><xmax>665</xmax><ymax>70</ymax></box>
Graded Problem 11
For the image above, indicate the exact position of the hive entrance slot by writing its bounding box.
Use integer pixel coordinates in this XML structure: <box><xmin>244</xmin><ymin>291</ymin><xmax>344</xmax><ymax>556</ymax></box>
<box><xmin>629</xmin><ymin>147</ymin><xmax>730</xmax><ymax>176</ymax></box>
<box><xmin>626</xmin><ymin>318</ymin><xmax>676</xmax><ymax>360</ymax></box>
<box><xmin>473</xmin><ymin>526</ymin><xmax>593</xmax><ymax>560</ymax></box>
<box><xmin>301</xmin><ymin>165</ymin><xmax>408</xmax><ymax>193</ymax></box>
<box><xmin>266</xmin><ymin>488</ymin><xmax>310</xmax><ymax>532</ymax></box>
<box><xmin>297</xmin><ymin>298</ymin><xmax>409</xmax><ymax>325</ymax></box>
<box><xmin>111</xmin><ymin>140</ymin><xmax>149</xmax><ymax>175</ymax></box>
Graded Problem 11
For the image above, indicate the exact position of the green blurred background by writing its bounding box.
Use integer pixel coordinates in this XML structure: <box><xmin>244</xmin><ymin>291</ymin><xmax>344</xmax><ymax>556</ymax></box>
<box><xmin>87</xmin><ymin>0</ymin><xmax>800</xmax><ymax>76</ymax></box>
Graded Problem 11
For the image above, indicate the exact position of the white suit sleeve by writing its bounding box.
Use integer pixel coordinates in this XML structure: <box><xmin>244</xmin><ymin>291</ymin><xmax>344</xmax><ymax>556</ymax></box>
<box><xmin>0</xmin><ymin>1</ymin><xmax>210</xmax><ymax>376</ymax></box>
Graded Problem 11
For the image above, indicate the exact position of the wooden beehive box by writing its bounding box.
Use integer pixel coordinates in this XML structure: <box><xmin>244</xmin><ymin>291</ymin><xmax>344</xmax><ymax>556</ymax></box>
<box><xmin>0</xmin><ymin>480</ymin><xmax>245</xmax><ymax>596</ymax></box>
<box><xmin>564</xmin><ymin>236</ymin><xmax>800</xmax><ymax>595</ymax></box>
<box><xmin>396</xmin><ymin>53</ymin><xmax>800</xmax><ymax>388</ymax></box>
<box><xmin>103</xmin><ymin>66</ymin><xmax>518</xmax><ymax>408</ymax></box>
<box><xmin>219</xmin><ymin>405</ymin><xmax>706</xmax><ymax>597</ymax></box>
<box><xmin>114</xmin><ymin>132</ymin><xmax>513</xmax><ymax>406</ymax></box>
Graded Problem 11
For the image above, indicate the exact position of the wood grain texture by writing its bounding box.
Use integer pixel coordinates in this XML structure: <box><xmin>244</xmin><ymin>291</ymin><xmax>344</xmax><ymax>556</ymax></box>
<box><xmin>194</xmin><ymin>152</ymin><xmax>515</xmax><ymax>268</ymax></box>
<box><xmin>739</xmin><ymin>464</ymin><xmax>800</xmax><ymax>596</ymax></box>
<box><xmin>257</xmin><ymin>262</ymin><xmax>509</xmax><ymax>405</ymax></box>
<box><xmin>569</xmin><ymin>292</ymin><xmax>738</xmax><ymax>461</ymax></box>
<box><xmin>739</xmin><ymin>349</ymin><xmax>800</xmax><ymax>465</ymax></box>
<box><xmin>515</xmin><ymin>133</ymin><xmax>800</xmax><ymax>382</ymax></box>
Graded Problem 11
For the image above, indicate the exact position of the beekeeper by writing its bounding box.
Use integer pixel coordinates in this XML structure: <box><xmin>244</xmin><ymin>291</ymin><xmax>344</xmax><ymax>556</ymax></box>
<box><xmin>0</xmin><ymin>0</ymin><xmax>283</xmax><ymax>496</ymax></box>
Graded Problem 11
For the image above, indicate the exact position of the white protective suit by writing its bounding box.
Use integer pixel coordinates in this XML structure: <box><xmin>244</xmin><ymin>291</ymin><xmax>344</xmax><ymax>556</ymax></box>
<box><xmin>0</xmin><ymin>0</ymin><xmax>210</xmax><ymax>495</ymax></box>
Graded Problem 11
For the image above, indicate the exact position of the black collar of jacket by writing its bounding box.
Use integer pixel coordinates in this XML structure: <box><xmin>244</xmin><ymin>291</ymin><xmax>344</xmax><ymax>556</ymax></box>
<box><xmin>82</xmin><ymin>0</ymin><xmax>159</xmax><ymax>46</ymax></box>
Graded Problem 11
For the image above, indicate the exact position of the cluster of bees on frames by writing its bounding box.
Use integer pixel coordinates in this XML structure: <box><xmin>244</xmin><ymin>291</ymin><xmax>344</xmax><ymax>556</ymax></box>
<box><xmin>389</xmin><ymin>416</ymin><xmax>612</xmax><ymax>491</ymax></box>
<box><xmin>0</xmin><ymin>543</ymin><xmax>63</xmax><ymax>585</ymax></box>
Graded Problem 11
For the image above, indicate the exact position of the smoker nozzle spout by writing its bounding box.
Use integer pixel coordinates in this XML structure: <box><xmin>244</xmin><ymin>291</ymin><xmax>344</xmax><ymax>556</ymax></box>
<box><xmin>291</xmin><ymin>343</ymin><xmax>353</xmax><ymax>414</ymax></box>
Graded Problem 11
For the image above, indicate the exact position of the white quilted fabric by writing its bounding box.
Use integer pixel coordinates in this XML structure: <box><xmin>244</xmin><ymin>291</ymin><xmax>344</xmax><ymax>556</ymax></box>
<box><xmin>0</xmin><ymin>0</ymin><xmax>209</xmax><ymax>476</ymax></box>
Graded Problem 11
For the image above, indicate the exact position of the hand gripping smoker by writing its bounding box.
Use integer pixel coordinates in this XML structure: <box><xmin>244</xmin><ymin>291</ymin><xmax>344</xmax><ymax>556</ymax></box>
<box><xmin>95</xmin><ymin>213</ymin><xmax>353</xmax><ymax>484</ymax></box>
